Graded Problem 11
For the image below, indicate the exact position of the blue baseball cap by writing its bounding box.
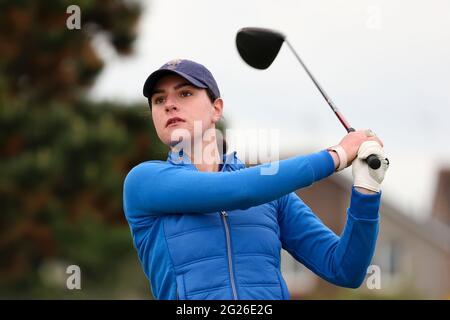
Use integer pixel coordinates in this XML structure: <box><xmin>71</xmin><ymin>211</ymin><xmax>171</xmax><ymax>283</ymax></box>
<box><xmin>143</xmin><ymin>59</ymin><xmax>221</xmax><ymax>100</ymax></box>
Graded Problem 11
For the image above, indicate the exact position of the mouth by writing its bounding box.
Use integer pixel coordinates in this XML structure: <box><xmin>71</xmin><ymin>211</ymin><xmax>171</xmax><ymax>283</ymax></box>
<box><xmin>166</xmin><ymin>117</ymin><xmax>186</xmax><ymax>127</ymax></box>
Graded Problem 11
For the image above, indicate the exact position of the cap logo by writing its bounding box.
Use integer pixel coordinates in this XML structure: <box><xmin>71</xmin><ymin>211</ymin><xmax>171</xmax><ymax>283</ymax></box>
<box><xmin>166</xmin><ymin>59</ymin><xmax>182</xmax><ymax>70</ymax></box>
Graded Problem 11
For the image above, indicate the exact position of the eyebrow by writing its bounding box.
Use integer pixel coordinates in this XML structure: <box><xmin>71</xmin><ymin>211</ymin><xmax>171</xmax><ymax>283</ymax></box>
<box><xmin>151</xmin><ymin>82</ymin><xmax>194</xmax><ymax>97</ymax></box>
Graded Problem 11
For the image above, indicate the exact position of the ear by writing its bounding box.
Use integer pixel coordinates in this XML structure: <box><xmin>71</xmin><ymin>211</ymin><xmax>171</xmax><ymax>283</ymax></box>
<box><xmin>211</xmin><ymin>98</ymin><xmax>224</xmax><ymax>123</ymax></box>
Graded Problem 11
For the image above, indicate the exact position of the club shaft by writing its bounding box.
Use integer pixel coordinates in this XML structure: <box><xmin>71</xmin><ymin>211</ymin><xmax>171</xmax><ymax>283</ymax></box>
<box><xmin>285</xmin><ymin>36</ymin><xmax>385</xmax><ymax>169</ymax></box>
<box><xmin>285</xmin><ymin>40</ymin><xmax>353</xmax><ymax>132</ymax></box>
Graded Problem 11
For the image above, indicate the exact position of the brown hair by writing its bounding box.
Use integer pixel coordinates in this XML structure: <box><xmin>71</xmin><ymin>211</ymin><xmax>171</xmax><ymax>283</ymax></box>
<box><xmin>207</xmin><ymin>89</ymin><xmax>228</xmax><ymax>155</ymax></box>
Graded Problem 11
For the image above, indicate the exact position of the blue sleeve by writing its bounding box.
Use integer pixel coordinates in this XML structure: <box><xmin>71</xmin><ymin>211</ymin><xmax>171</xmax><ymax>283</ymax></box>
<box><xmin>278</xmin><ymin>186</ymin><xmax>380</xmax><ymax>288</ymax></box>
<box><xmin>123</xmin><ymin>150</ymin><xmax>335</xmax><ymax>218</ymax></box>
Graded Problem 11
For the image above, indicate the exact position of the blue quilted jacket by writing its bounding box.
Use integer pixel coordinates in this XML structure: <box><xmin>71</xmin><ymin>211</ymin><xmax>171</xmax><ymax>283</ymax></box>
<box><xmin>123</xmin><ymin>149</ymin><xmax>380</xmax><ymax>299</ymax></box>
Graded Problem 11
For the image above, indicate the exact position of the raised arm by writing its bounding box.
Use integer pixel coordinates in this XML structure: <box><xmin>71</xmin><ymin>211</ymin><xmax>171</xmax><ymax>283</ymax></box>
<box><xmin>278</xmin><ymin>188</ymin><xmax>380</xmax><ymax>288</ymax></box>
<box><xmin>123</xmin><ymin>150</ymin><xmax>334</xmax><ymax>218</ymax></box>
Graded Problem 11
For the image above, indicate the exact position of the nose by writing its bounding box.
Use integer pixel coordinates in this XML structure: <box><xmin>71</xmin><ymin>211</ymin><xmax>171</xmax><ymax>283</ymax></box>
<box><xmin>165</xmin><ymin>103</ymin><xmax>178</xmax><ymax>113</ymax></box>
<box><xmin>164</xmin><ymin>95</ymin><xmax>179</xmax><ymax>112</ymax></box>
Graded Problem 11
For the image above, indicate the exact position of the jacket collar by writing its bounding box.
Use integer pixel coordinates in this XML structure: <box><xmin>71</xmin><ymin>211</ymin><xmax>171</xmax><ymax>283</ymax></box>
<box><xmin>167</xmin><ymin>149</ymin><xmax>245</xmax><ymax>171</ymax></box>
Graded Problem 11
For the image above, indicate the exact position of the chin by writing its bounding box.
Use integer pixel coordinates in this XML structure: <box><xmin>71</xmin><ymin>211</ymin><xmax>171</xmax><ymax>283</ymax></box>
<box><xmin>166</xmin><ymin>128</ymin><xmax>193</xmax><ymax>149</ymax></box>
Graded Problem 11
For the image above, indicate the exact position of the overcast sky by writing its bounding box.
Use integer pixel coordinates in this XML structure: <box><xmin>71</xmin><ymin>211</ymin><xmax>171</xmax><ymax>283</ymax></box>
<box><xmin>90</xmin><ymin>0</ymin><xmax>450</xmax><ymax>219</ymax></box>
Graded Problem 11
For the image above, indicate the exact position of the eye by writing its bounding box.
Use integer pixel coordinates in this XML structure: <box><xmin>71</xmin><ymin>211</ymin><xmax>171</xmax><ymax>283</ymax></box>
<box><xmin>153</xmin><ymin>96</ymin><xmax>165</xmax><ymax>105</ymax></box>
<box><xmin>180</xmin><ymin>90</ymin><xmax>193</xmax><ymax>98</ymax></box>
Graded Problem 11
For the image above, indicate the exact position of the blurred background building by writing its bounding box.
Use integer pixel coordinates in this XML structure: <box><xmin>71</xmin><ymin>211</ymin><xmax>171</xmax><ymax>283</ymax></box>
<box><xmin>282</xmin><ymin>170</ymin><xmax>450</xmax><ymax>299</ymax></box>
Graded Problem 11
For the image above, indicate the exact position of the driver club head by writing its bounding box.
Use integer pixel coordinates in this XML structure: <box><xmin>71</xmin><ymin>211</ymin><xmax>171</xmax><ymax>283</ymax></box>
<box><xmin>236</xmin><ymin>27</ymin><xmax>286</xmax><ymax>69</ymax></box>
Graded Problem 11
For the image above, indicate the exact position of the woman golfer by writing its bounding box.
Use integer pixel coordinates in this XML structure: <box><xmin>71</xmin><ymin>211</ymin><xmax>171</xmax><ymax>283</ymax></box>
<box><xmin>123</xmin><ymin>59</ymin><xmax>389</xmax><ymax>300</ymax></box>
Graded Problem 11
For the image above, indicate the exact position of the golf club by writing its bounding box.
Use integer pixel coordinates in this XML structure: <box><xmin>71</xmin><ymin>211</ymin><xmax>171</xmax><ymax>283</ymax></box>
<box><xmin>236</xmin><ymin>27</ymin><xmax>385</xmax><ymax>170</ymax></box>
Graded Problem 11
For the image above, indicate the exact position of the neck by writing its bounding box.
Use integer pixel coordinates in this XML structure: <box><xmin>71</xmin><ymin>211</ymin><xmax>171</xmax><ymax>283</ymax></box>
<box><xmin>172</xmin><ymin>138</ymin><xmax>222</xmax><ymax>173</ymax></box>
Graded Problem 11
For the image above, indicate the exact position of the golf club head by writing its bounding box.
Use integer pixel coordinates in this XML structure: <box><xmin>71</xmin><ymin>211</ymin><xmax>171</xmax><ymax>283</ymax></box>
<box><xmin>236</xmin><ymin>27</ymin><xmax>286</xmax><ymax>69</ymax></box>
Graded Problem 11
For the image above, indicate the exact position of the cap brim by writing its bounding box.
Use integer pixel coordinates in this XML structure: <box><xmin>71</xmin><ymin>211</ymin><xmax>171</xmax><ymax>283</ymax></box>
<box><xmin>143</xmin><ymin>69</ymin><xmax>208</xmax><ymax>98</ymax></box>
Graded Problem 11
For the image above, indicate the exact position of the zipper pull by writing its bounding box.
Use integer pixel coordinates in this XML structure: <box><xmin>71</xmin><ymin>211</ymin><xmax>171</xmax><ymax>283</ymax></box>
<box><xmin>221</xmin><ymin>210</ymin><xmax>228</xmax><ymax>217</ymax></box>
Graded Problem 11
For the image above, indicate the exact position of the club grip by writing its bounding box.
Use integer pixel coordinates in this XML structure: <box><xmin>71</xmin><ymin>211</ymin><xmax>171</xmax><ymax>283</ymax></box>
<box><xmin>347</xmin><ymin>127</ymin><xmax>382</xmax><ymax>170</ymax></box>
<box><xmin>367</xmin><ymin>154</ymin><xmax>381</xmax><ymax>170</ymax></box>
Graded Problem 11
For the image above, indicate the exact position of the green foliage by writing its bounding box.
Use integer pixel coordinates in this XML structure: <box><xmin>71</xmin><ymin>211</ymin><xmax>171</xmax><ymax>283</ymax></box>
<box><xmin>0</xmin><ymin>0</ymin><xmax>163</xmax><ymax>298</ymax></box>
<box><xmin>0</xmin><ymin>0</ymin><xmax>140</xmax><ymax>102</ymax></box>
<box><xmin>0</xmin><ymin>96</ymin><xmax>167</xmax><ymax>297</ymax></box>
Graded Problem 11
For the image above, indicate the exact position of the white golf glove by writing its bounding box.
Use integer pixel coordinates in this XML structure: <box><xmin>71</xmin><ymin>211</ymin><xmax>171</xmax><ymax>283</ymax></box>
<box><xmin>352</xmin><ymin>141</ymin><xmax>389</xmax><ymax>193</ymax></box>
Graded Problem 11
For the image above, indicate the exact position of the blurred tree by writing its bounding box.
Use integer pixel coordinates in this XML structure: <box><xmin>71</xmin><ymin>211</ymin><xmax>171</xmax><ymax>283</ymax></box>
<box><xmin>0</xmin><ymin>1</ymin><xmax>170</xmax><ymax>298</ymax></box>
<box><xmin>0</xmin><ymin>96</ymin><xmax>168</xmax><ymax>297</ymax></box>
<box><xmin>0</xmin><ymin>0</ymin><xmax>140</xmax><ymax>102</ymax></box>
